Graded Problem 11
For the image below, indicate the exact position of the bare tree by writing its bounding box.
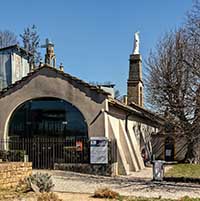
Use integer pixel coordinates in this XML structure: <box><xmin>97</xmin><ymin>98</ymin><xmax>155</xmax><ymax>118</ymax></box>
<box><xmin>20</xmin><ymin>25</ymin><xmax>41</xmax><ymax>65</ymax></box>
<box><xmin>147</xmin><ymin>0</ymin><xmax>200</xmax><ymax>162</ymax></box>
<box><xmin>0</xmin><ymin>30</ymin><xmax>18</xmax><ymax>48</ymax></box>
<box><xmin>146</xmin><ymin>26</ymin><xmax>200</xmax><ymax>162</ymax></box>
<box><xmin>184</xmin><ymin>0</ymin><xmax>200</xmax><ymax>162</ymax></box>
<box><xmin>146</xmin><ymin>0</ymin><xmax>200</xmax><ymax>162</ymax></box>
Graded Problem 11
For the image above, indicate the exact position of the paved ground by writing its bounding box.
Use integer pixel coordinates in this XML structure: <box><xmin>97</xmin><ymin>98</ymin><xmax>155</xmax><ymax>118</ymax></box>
<box><xmin>33</xmin><ymin>167</ymin><xmax>200</xmax><ymax>199</ymax></box>
<box><xmin>55</xmin><ymin>192</ymin><xmax>112</xmax><ymax>201</ymax></box>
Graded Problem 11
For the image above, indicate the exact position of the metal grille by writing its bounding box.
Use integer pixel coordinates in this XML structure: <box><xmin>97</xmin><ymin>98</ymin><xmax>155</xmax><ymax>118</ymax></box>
<box><xmin>0</xmin><ymin>137</ymin><xmax>90</xmax><ymax>169</ymax></box>
<box><xmin>0</xmin><ymin>137</ymin><xmax>117</xmax><ymax>170</ymax></box>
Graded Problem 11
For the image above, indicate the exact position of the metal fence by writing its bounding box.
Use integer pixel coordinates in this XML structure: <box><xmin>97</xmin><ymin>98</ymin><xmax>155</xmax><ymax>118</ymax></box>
<box><xmin>0</xmin><ymin>137</ymin><xmax>90</xmax><ymax>169</ymax></box>
<box><xmin>0</xmin><ymin>137</ymin><xmax>117</xmax><ymax>169</ymax></box>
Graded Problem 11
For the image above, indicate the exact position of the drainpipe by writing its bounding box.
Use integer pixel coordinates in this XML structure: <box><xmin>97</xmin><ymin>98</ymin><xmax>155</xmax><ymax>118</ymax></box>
<box><xmin>104</xmin><ymin>99</ymin><xmax>109</xmax><ymax>138</ymax></box>
<box><xmin>125</xmin><ymin>113</ymin><xmax>131</xmax><ymax>133</ymax></box>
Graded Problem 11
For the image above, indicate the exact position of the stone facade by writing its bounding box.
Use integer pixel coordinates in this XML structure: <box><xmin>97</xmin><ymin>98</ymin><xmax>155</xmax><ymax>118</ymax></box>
<box><xmin>0</xmin><ymin>162</ymin><xmax>32</xmax><ymax>188</ymax></box>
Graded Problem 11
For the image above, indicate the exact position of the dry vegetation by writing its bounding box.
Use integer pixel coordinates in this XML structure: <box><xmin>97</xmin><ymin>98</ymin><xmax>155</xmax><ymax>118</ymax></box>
<box><xmin>37</xmin><ymin>192</ymin><xmax>63</xmax><ymax>201</ymax></box>
<box><xmin>1</xmin><ymin>187</ymin><xmax>200</xmax><ymax>201</ymax></box>
<box><xmin>0</xmin><ymin>188</ymin><xmax>37</xmax><ymax>201</ymax></box>
<box><xmin>93</xmin><ymin>187</ymin><xmax>120</xmax><ymax>199</ymax></box>
<box><xmin>0</xmin><ymin>189</ymin><xmax>62</xmax><ymax>201</ymax></box>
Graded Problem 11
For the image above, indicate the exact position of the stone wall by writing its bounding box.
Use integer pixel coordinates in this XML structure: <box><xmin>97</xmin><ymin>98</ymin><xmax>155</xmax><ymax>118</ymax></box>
<box><xmin>0</xmin><ymin>162</ymin><xmax>32</xmax><ymax>188</ymax></box>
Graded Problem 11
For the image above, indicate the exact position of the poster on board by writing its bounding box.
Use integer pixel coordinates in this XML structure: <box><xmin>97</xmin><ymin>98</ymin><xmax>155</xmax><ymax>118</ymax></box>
<box><xmin>90</xmin><ymin>137</ymin><xmax>108</xmax><ymax>164</ymax></box>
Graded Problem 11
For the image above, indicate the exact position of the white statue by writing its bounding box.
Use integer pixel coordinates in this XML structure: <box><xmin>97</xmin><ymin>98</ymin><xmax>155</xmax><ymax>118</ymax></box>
<box><xmin>133</xmin><ymin>32</ymin><xmax>140</xmax><ymax>54</ymax></box>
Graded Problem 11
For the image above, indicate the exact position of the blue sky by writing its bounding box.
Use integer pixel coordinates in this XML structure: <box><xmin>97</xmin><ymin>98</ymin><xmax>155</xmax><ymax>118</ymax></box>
<box><xmin>0</xmin><ymin>0</ymin><xmax>193</xmax><ymax>96</ymax></box>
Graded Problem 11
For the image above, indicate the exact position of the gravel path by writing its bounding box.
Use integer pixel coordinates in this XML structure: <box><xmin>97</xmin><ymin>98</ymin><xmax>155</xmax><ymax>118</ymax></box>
<box><xmin>33</xmin><ymin>169</ymin><xmax>200</xmax><ymax>199</ymax></box>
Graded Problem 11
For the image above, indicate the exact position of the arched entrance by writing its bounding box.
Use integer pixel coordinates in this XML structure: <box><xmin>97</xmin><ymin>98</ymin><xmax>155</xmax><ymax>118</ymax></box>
<box><xmin>8</xmin><ymin>97</ymin><xmax>89</xmax><ymax>168</ymax></box>
<box><xmin>9</xmin><ymin>97</ymin><xmax>88</xmax><ymax>138</ymax></box>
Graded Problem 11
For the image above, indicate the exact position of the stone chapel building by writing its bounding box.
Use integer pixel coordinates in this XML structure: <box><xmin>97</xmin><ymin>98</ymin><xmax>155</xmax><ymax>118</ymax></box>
<box><xmin>0</xmin><ymin>37</ymin><xmax>163</xmax><ymax>175</ymax></box>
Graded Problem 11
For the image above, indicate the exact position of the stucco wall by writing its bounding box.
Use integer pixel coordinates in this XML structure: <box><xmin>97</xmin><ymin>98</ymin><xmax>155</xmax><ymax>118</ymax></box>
<box><xmin>108</xmin><ymin>105</ymin><xmax>157</xmax><ymax>147</ymax></box>
<box><xmin>0</xmin><ymin>67</ymin><xmax>107</xmax><ymax>139</ymax></box>
<box><xmin>107</xmin><ymin>105</ymin><xmax>157</xmax><ymax>174</ymax></box>
<box><xmin>151</xmin><ymin>134</ymin><xmax>187</xmax><ymax>161</ymax></box>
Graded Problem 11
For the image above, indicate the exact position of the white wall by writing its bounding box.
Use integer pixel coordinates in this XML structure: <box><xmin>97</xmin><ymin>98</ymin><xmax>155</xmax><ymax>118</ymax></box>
<box><xmin>106</xmin><ymin>105</ymin><xmax>157</xmax><ymax>175</ymax></box>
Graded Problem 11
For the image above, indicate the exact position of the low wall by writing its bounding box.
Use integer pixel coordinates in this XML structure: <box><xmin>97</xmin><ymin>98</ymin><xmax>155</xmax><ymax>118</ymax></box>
<box><xmin>54</xmin><ymin>163</ymin><xmax>117</xmax><ymax>176</ymax></box>
<box><xmin>0</xmin><ymin>162</ymin><xmax>32</xmax><ymax>188</ymax></box>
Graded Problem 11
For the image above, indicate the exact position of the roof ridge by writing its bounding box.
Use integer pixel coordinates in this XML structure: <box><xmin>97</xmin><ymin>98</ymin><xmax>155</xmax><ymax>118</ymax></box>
<box><xmin>40</xmin><ymin>65</ymin><xmax>110</xmax><ymax>95</ymax></box>
<box><xmin>108</xmin><ymin>97</ymin><xmax>164</xmax><ymax>125</ymax></box>
<box><xmin>0</xmin><ymin>65</ymin><xmax>110</xmax><ymax>97</ymax></box>
<box><xmin>0</xmin><ymin>44</ymin><xmax>33</xmax><ymax>55</ymax></box>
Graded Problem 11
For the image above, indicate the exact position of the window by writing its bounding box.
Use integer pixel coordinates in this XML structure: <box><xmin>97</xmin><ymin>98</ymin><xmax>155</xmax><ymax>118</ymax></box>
<box><xmin>140</xmin><ymin>86</ymin><xmax>143</xmax><ymax>106</ymax></box>
<box><xmin>9</xmin><ymin>97</ymin><xmax>88</xmax><ymax>138</ymax></box>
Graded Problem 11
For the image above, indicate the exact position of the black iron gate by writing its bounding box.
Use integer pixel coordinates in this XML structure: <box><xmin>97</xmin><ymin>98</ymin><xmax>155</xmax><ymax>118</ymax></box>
<box><xmin>0</xmin><ymin>137</ymin><xmax>90</xmax><ymax>169</ymax></box>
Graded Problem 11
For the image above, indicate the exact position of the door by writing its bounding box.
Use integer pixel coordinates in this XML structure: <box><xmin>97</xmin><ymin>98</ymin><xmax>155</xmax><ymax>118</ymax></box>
<box><xmin>165</xmin><ymin>137</ymin><xmax>174</xmax><ymax>161</ymax></box>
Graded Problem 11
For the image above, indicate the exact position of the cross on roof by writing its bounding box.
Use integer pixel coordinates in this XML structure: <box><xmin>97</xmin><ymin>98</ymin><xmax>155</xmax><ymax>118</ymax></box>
<box><xmin>41</xmin><ymin>38</ymin><xmax>54</xmax><ymax>48</ymax></box>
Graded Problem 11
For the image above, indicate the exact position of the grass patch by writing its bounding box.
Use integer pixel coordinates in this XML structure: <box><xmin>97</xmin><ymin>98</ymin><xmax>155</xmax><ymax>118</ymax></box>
<box><xmin>165</xmin><ymin>164</ymin><xmax>200</xmax><ymax>178</ymax></box>
<box><xmin>124</xmin><ymin>197</ymin><xmax>200</xmax><ymax>201</ymax></box>
<box><xmin>125</xmin><ymin>198</ymin><xmax>172</xmax><ymax>201</ymax></box>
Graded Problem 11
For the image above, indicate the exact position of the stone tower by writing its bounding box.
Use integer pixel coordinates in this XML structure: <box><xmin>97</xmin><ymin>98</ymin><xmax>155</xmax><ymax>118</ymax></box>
<box><xmin>127</xmin><ymin>33</ymin><xmax>144</xmax><ymax>107</ymax></box>
<box><xmin>41</xmin><ymin>39</ymin><xmax>56</xmax><ymax>67</ymax></box>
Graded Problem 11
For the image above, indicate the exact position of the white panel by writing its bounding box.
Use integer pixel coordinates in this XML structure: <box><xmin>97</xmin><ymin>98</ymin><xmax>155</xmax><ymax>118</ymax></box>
<box><xmin>12</xmin><ymin>53</ymin><xmax>29</xmax><ymax>83</ymax></box>
<box><xmin>0</xmin><ymin>52</ymin><xmax>11</xmax><ymax>89</ymax></box>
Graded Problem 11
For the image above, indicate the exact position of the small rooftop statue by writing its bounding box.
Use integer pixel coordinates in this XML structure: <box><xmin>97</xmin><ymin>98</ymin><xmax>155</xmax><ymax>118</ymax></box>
<box><xmin>133</xmin><ymin>32</ymin><xmax>140</xmax><ymax>55</ymax></box>
<box><xmin>41</xmin><ymin>38</ymin><xmax>56</xmax><ymax>67</ymax></box>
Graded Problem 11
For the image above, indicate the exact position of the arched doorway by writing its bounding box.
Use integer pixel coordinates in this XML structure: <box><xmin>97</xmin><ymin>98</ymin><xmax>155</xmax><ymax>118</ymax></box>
<box><xmin>9</xmin><ymin>97</ymin><xmax>88</xmax><ymax>138</ymax></box>
<box><xmin>8</xmin><ymin>97</ymin><xmax>89</xmax><ymax>168</ymax></box>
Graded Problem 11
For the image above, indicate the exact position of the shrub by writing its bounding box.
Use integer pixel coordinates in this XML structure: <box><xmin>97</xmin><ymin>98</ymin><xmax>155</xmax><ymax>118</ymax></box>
<box><xmin>26</xmin><ymin>173</ymin><xmax>55</xmax><ymax>192</ymax></box>
<box><xmin>93</xmin><ymin>187</ymin><xmax>120</xmax><ymax>199</ymax></box>
<box><xmin>0</xmin><ymin>150</ymin><xmax>26</xmax><ymax>162</ymax></box>
<box><xmin>37</xmin><ymin>192</ymin><xmax>63</xmax><ymax>201</ymax></box>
